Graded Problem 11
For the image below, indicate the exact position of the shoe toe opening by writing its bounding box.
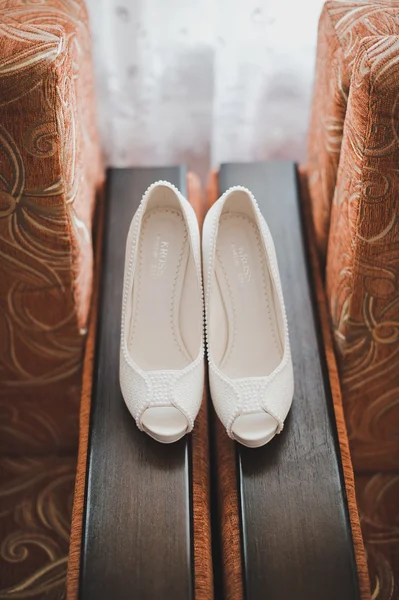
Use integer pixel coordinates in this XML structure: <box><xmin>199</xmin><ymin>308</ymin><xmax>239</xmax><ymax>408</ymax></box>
<box><xmin>232</xmin><ymin>412</ymin><xmax>278</xmax><ymax>448</ymax></box>
<box><xmin>141</xmin><ymin>406</ymin><xmax>188</xmax><ymax>444</ymax></box>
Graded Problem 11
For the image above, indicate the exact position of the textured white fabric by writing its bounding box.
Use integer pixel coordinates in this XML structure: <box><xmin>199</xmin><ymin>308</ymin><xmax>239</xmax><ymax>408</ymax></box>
<box><xmin>86</xmin><ymin>0</ymin><xmax>324</xmax><ymax>179</ymax></box>
<box><xmin>119</xmin><ymin>182</ymin><xmax>204</xmax><ymax>432</ymax></box>
<box><xmin>208</xmin><ymin>364</ymin><xmax>293</xmax><ymax>434</ymax></box>
<box><xmin>120</xmin><ymin>361</ymin><xmax>204</xmax><ymax>431</ymax></box>
<box><xmin>203</xmin><ymin>186</ymin><xmax>294</xmax><ymax>439</ymax></box>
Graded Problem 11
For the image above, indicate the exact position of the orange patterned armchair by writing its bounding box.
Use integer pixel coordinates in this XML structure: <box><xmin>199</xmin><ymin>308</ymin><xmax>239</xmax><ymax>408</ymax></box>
<box><xmin>307</xmin><ymin>1</ymin><xmax>399</xmax><ymax>594</ymax></box>
<box><xmin>0</xmin><ymin>0</ymin><xmax>103</xmax><ymax>596</ymax></box>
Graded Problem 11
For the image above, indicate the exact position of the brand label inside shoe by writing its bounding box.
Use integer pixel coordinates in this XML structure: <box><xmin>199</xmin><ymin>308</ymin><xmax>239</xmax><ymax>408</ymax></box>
<box><xmin>151</xmin><ymin>234</ymin><xmax>169</xmax><ymax>276</ymax></box>
<box><xmin>231</xmin><ymin>242</ymin><xmax>251</xmax><ymax>284</ymax></box>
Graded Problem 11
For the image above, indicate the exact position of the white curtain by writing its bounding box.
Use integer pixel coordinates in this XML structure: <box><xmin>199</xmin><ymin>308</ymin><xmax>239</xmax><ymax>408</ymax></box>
<box><xmin>86</xmin><ymin>0</ymin><xmax>324</xmax><ymax>180</ymax></box>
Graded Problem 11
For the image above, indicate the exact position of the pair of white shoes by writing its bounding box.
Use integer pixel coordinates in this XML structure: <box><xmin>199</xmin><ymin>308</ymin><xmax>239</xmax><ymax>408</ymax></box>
<box><xmin>120</xmin><ymin>181</ymin><xmax>294</xmax><ymax>448</ymax></box>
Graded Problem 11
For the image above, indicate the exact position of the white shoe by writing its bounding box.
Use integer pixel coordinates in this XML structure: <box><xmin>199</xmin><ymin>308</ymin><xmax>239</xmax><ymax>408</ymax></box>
<box><xmin>203</xmin><ymin>186</ymin><xmax>294</xmax><ymax>448</ymax></box>
<box><xmin>120</xmin><ymin>181</ymin><xmax>204</xmax><ymax>443</ymax></box>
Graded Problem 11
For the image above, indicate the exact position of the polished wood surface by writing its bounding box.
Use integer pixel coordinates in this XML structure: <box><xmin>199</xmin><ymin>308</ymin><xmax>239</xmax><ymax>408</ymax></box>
<box><xmin>80</xmin><ymin>168</ymin><xmax>194</xmax><ymax>600</ymax></box>
<box><xmin>218</xmin><ymin>162</ymin><xmax>360</xmax><ymax>600</ymax></box>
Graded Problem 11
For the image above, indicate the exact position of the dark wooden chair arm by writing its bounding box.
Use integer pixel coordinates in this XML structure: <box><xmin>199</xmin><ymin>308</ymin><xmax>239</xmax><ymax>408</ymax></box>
<box><xmin>79</xmin><ymin>167</ymin><xmax>194</xmax><ymax>600</ymax></box>
<box><xmin>215</xmin><ymin>162</ymin><xmax>361</xmax><ymax>600</ymax></box>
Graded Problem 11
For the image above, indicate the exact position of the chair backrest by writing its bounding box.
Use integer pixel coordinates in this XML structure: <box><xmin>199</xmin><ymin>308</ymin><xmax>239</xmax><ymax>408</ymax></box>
<box><xmin>307</xmin><ymin>0</ymin><xmax>399</xmax><ymax>471</ymax></box>
<box><xmin>0</xmin><ymin>0</ymin><xmax>103</xmax><ymax>454</ymax></box>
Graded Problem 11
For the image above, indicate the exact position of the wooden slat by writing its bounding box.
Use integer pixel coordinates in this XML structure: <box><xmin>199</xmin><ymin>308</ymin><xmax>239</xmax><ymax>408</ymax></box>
<box><xmin>218</xmin><ymin>162</ymin><xmax>360</xmax><ymax>600</ymax></box>
<box><xmin>80</xmin><ymin>167</ymin><xmax>194</xmax><ymax>600</ymax></box>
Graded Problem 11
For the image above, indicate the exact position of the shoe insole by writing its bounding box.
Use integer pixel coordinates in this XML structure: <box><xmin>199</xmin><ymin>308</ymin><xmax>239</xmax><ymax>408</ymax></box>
<box><xmin>128</xmin><ymin>207</ymin><xmax>195</xmax><ymax>371</ymax></box>
<box><xmin>211</xmin><ymin>213</ymin><xmax>283</xmax><ymax>379</ymax></box>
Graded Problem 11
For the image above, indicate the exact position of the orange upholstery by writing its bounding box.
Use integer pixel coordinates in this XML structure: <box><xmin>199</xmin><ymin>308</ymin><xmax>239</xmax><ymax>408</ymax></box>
<box><xmin>307</xmin><ymin>3</ymin><xmax>399</xmax><ymax>596</ymax></box>
<box><xmin>308</xmin><ymin>0</ymin><xmax>399</xmax><ymax>472</ymax></box>
<box><xmin>213</xmin><ymin>419</ymin><xmax>244</xmax><ymax>600</ymax></box>
<box><xmin>0</xmin><ymin>455</ymin><xmax>76</xmax><ymax>598</ymax></box>
<box><xmin>0</xmin><ymin>0</ymin><xmax>103</xmax><ymax>455</ymax></box>
<box><xmin>356</xmin><ymin>472</ymin><xmax>399</xmax><ymax>599</ymax></box>
<box><xmin>326</xmin><ymin>34</ymin><xmax>399</xmax><ymax>471</ymax></box>
<box><xmin>0</xmin><ymin>1</ymin><xmax>102</xmax><ymax>597</ymax></box>
<box><xmin>308</xmin><ymin>1</ymin><xmax>399</xmax><ymax>260</ymax></box>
